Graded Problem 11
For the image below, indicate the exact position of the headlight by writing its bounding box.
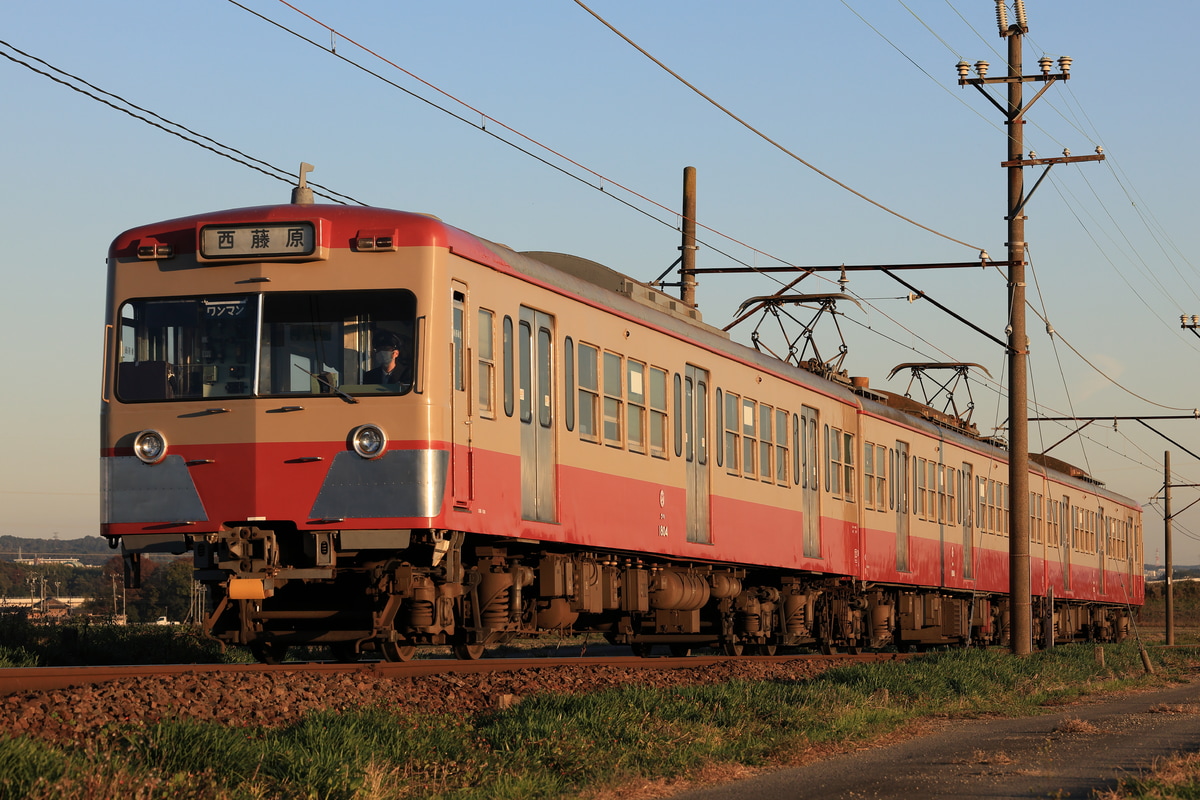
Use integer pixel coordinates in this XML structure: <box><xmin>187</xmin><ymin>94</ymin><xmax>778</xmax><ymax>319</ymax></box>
<box><xmin>133</xmin><ymin>429</ymin><xmax>167</xmax><ymax>464</ymax></box>
<box><xmin>350</xmin><ymin>424</ymin><xmax>387</xmax><ymax>459</ymax></box>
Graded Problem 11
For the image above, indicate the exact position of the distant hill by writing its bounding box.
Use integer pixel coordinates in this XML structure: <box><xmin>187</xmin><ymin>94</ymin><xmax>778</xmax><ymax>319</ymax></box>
<box><xmin>0</xmin><ymin>535</ymin><xmax>115</xmax><ymax>567</ymax></box>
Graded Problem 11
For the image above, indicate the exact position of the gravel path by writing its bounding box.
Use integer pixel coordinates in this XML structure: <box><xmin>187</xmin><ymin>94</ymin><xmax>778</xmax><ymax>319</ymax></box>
<box><xmin>669</xmin><ymin>675</ymin><xmax>1200</xmax><ymax>799</ymax></box>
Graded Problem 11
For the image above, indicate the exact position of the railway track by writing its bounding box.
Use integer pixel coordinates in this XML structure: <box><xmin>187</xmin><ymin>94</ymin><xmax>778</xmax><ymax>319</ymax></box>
<box><xmin>0</xmin><ymin>651</ymin><xmax>908</xmax><ymax>697</ymax></box>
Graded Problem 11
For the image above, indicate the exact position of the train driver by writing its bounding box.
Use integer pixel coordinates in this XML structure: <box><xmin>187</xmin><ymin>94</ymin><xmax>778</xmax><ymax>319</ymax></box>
<box><xmin>365</xmin><ymin>329</ymin><xmax>413</xmax><ymax>389</ymax></box>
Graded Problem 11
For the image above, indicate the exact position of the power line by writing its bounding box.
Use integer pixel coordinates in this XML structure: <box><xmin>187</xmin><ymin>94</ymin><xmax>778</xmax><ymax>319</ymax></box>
<box><xmin>575</xmin><ymin>0</ymin><xmax>982</xmax><ymax>253</ymax></box>
<box><xmin>0</xmin><ymin>40</ymin><xmax>363</xmax><ymax>205</ymax></box>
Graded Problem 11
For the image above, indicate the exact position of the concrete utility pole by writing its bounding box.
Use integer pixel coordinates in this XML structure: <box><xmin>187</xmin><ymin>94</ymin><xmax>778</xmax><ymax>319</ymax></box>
<box><xmin>680</xmin><ymin>166</ymin><xmax>698</xmax><ymax>307</ymax></box>
<box><xmin>1164</xmin><ymin>451</ymin><xmax>1174</xmax><ymax>645</ymax></box>
<box><xmin>958</xmin><ymin>0</ymin><xmax>1103</xmax><ymax>655</ymax></box>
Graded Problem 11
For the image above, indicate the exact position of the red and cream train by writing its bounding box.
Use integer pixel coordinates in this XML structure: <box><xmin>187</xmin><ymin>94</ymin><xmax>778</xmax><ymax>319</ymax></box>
<box><xmin>101</xmin><ymin>183</ymin><xmax>1142</xmax><ymax>661</ymax></box>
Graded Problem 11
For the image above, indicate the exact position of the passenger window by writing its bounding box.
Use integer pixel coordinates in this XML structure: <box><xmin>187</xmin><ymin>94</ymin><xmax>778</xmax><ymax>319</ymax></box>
<box><xmin>775</xmin><ymin>409</ymin><xmax>788</xmax><ymax>485</ymax></box>
<box><xmin>503</xmin><ymin>316</ymin><xmax>514</xmax><ymax>417</ymax></box>
<box><xmin>452</xmin><ymin>292</ymin><xmax>465</xmax><ymax>392</ymax></box>
<box><xmin>603</xmin><ymin>352</ymin><xmax>623</xmax><ymax>447</ymax></box>
<box><xmin>627</xmin><ymin>359</ymin><xmax>646</xmax><ymax>454</ymax></box>
<box><xmin>650</xmin><ymin>367</ymin><xmax>668</xmax><ymax>459</ymax></box>
<box><xmin>742</xmin><ymin>398</ymin><xmax>757</xmax><ymax>479</ymax></box>
<box><xmin>577</xmin><ymin>343</ymin><xmax>599</xmax><ymax>442</ymax></box>
<box><xmin>518</xmin><ymin>321</ymin><xmax>532</xmax><ymax>423</ymax></box>
<box><xmin>477</xmin><ymin>308</ymin><xmax>495</xmax><ymax>416</ymax></box>
<box><xmin>564</xmin><ymin>337</ymin><xmax>575</xmax><ymax>432</ymax></box>
<box><xmin>724</xmin><ymin>391</ymin><xmax>740</xmax><ymax>473</ymax></box>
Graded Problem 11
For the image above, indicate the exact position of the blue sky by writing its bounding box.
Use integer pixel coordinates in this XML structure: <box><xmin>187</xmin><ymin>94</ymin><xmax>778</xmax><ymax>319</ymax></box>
<box><xmin>3</xmin><ymin>1</ymin><xmax>1200</xmax><ymax>564</ymax></box>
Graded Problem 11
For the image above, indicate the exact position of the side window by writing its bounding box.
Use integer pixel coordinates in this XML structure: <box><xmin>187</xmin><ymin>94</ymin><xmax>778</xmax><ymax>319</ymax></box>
<box><xmin>673</xmin><ymin>373</ymin><xmax>683</xmax><ymax>458</ymax></box>
<box><xmin>945</xmin><ymin>466</ymin><xmax>956</xmax><ymax>526</ymax></box>
<box><xmin>775</xmin><ymin>409</ymin><xmax>788</xmax><ymax>485</ymax></box>
<box><xmin>742</xmin><ymin>398</ymin><xmax>757</xmax><ymax>479</ymax></box>
<box><xmin>564</xmin><ymin>337</ymin><xmax>575</xmax><ymax>431</ymax></box>
<box><xmin>650</xmin><ymin>367</ymin><xmax>668</xmax><ymax>459</ymax></box>
<box><xmin>603</xmin><ymin>351</ymin><xmax>623</xmax><ymax>447</ymax></box>
<box><xmin>758</xmin><ymin>404</ymin><xmax>773</xmax><ymax>481</ymax></box>
<box><xmin>842</xmin><ymin>429</ymin><xmax>856</xmax><ymax>502</ymax></box>
<box><xmin>503</xmin><ymin>316</ymin><xmax>514</xmax><ymax>417</ymax></box>
<box><xmin>724</xmin><ymin>391</ymin><xmax>740</xmax><ymax>473</ymax></box>
<box><xmin>577</xmin><ymin>343</ymin><xmax>598</xmax><ymax>442</ymax></box>
<box><xmin>518</xmin><ymin>320</ymin><xmax>532</xmax><ymax>423</ymax></box>
<box><xmin>827</xmin><ymin>426</ymin><xmax>854</xmax><ymax>501</ymax></box>
<box><xmin>715</xmin><ymin>388</ymin><xmax>724</xmax><ymax>467</ymax></box>
<box><xmin>914</xmin><ymin>458</ymin><xmax>927</xmax><ymax>519</ymax></box>
<box><xmin>477</xmin><ymin>308</ymin><xmax>495</xmax><ymax>417</ymax></box>
<box><xmin>792</xmin><ymin>413</ymin><xmax>800</xmax><ymax>485</ymax></box>
<box><xmin>537</xmin><ymin>326</ymin><xmax>552</xmax><ymax>428</ymax></box>
<box><xmin>864</xmin><ymin>442</ymin><xmax>876</xmax><ymax>509</ymax></box>
<box><xmin>452</xmin><ymin>291</ymin><xmax>466</xmax><ymax>392</ymax></box>
<box><xmin>627</xmin><ymin>359</ymin><xmax>646</xmax><ymax>454</ymax></box>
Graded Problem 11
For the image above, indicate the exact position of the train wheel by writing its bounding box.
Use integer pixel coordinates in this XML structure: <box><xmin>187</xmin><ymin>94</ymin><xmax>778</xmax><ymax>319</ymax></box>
<box><xmin>669</xmin><ymin>644</ymin><xmax>693</xmax><ymax>657</ymax></box>
<box><xmin>249</xmin><ymin>640</ymin><xmax>288</xmax><ymax>665</ymax></box>
<box><xmin>453</xmin><ymin>643</ymin><xmax>486</xmax><ymax>660</ymax></box>
<box><xmin>721</xmin><ymin>641</ymin><xmax>745</xmax><ymax>657</ymax></box>
<box><xmin>380</xmin><ymin>641</ymin><xmax>416</xmax><ymax>662</ymax></box>
<box><xmin>754</xmin><ymin>643</ymin><xmax>778</xmax><ymax>656</ymax></box>
<box><xmin>630</xmin><ymin>642</ymin><xmax>653</xmax><ymax>658</ymax></box>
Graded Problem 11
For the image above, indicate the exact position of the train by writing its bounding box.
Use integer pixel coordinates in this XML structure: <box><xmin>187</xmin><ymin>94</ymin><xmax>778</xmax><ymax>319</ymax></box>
<box><xmin>100</xmin><ymin>176</ymin><xmax>1143</xmax><ymax>662</ymax></box>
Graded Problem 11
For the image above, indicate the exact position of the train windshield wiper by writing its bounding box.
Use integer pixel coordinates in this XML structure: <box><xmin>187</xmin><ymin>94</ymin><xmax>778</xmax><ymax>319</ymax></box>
<box><xmin>293</xmin><ymin>365</ymin><xmax>358</xmax><ymax>404</ymax></box>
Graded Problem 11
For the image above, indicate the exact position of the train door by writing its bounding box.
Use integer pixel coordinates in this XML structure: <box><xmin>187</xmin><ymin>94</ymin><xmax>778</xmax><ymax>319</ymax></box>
<box><xmin>1098</xmin><ymin>508</ymin><xmax>1107</xmax><ymax>595</ymax></box>
<box><xmin>450</xmin><ymin>286</ymin><xmax>472</xmax><ymax>506</ymax></box>
<box><xmin>961</xmin><ymin>463</ymin><xmax>974</xmax><ymax>580</ymax></box>
<box><xmin>519</xmin><ymin>307</ymin><xmax>557</xmax><ymax>522</ymax></box>
<box><xmin>684</xmin><ymin>365</ymin><xmax>710</xmax><ymax>544</ymax></box>
<box><xmin>894</xmin><ymin>440</ymin><xmax>910</xmax><ymax>571</ymax></box>
<box><xmin>800</xmin><ymin>406</ymin><xmax>820</xmax><ymax>558</ymax></box>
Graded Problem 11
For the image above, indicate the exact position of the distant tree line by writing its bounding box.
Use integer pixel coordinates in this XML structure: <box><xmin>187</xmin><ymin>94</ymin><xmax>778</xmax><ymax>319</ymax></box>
<box><xmin>0</xmin><ymin>554</ymin><xmax>197</xmax><ymax>624</ymax></box>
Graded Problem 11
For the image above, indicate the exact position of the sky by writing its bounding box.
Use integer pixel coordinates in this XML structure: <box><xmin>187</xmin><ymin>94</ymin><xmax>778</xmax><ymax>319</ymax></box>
<box><xmin>3</xmin><ymin>1</ymin><xmax>1200</xmax><ymax>564</ymax></box>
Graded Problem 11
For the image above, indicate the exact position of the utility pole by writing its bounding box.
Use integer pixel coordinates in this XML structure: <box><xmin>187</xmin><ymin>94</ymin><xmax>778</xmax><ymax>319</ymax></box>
<box><xmin>1164</xmin><ymin>451</ymin><xmax>1174</xmax><ymax>645</ymax></box>
<box><xmin>680</xmin><ymin>166</ymin><xmax>698</xmax><ymax>307</ymax></box>
<box><xmin>958</xmin><ymin>0</ymin><xmax>1102</xmax><ymax>655</ymax></box>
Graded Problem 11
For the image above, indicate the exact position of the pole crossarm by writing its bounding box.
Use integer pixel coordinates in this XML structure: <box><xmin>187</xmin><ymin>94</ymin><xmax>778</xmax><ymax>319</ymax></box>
<box><xmin>1001</xmin><ymin>153</ymin><xmax>1105</xmax><ymax>169</ymax></box>
<box><xmin>686</xmin><ymin>260</ymin><xmax>1005</xmax><ymax>276</ymax></box>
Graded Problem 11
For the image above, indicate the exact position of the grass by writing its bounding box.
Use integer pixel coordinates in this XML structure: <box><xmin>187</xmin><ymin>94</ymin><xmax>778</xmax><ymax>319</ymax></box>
<box><xmin>0</xmin><ymin>616</ymin><xmax>247</xmax><ymax>668</ymax></box>
<box><xmin>2</xmin><ymin>642</ymin><xmax>1197</xmax><ymax>800</ymax></box>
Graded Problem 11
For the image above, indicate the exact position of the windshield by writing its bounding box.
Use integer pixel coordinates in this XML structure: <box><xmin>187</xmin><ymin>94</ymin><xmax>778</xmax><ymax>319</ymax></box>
<box><xmin>116</xmin><ymin>290</ymin><xmax>417</xmax><ymax>402</ymax></box>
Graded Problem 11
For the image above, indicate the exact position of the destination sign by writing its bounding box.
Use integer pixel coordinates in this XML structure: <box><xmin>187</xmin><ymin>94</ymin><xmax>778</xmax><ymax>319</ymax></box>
<box><xmin>199</xmin><ymin>222</ymin><xmax>316</xmax><ymax>259</ymax></box>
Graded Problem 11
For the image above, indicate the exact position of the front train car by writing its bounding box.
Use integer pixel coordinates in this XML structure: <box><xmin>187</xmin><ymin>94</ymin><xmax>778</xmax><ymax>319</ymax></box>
<box><xmin>101</xmin><ymin>194</ymin><xmax>506</xmax><ymax>661</ymax></box>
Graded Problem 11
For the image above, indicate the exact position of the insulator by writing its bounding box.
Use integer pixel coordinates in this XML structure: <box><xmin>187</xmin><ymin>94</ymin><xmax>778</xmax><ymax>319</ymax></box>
<box><xmin>1014</xmin><ymin>0</ymin><xmax>1028</xmax><ymax>31</ymax></box>
<box><xmin>995</xmin><ymin>0</ymin><xmax>1008</xmax><ymax>33</ymax></box>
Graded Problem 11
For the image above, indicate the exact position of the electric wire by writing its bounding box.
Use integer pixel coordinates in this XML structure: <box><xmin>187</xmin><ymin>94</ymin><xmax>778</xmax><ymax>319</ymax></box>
<box><xmin>236</xmin><ymin>0</ymin><xmax>834</xmax><ymax>290</ymax></box>
<box><xmin>573</xmin><ymin>0</ymin><xmax>983</xmax><ymax>253</ymax></box>
<box><xmin>0</xmin><ymin>40</ymin><xmax>363</xmax><ymax>206</ymax></box>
